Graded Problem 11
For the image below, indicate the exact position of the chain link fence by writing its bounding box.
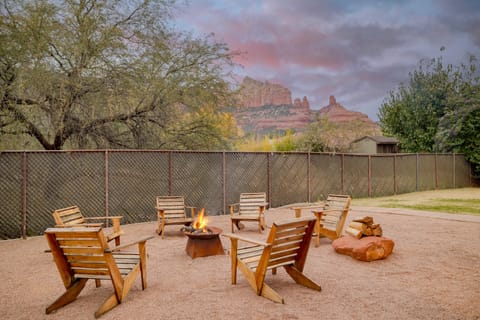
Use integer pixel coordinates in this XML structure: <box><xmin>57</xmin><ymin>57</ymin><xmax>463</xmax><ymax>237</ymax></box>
<box><xmin>0</xmin><ymin>150</ymin><xmax>473</xmax><ymax>239</ymax></box>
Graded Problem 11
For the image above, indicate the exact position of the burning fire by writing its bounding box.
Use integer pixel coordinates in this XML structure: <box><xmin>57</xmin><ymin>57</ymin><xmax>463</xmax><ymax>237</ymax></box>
<box><xmin>192</xmin><ymin>208</ymin><xmax>208</xmax><ymax>232</ymax></box>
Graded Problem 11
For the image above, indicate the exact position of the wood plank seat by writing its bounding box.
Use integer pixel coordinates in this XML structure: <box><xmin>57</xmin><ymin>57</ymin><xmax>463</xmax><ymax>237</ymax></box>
<box><xmin>229</xmin><ymin>192</ymin><xmax>268</xmax><ymax>233</ymax></box>
<box><xmin>311</xmin><ymin>194</ymin><xmax>351</xmax><ymax>247</ymax></box>
<box><xmin>44</xmin><ymin>227</ymin><xmax>153</xmax><ymax>318</ymax></box>
<box><xmin>290</xmin><ymin>203</ymin><xmax>325</xmax><ymax>218</ymax></box>
<box><xmin>52</xmin><ymin>206</ymin><xmax>123</xmax><ymax>246</ymax></box>
<box><xmin>223</xmin><ymin>217</ymin><xmax>321</xmax><ymax>303</ymax></box>
<box><xmin>156</xmin><ymin>196</ymin><xmax>196</xmax><ymax>239</ymax></box>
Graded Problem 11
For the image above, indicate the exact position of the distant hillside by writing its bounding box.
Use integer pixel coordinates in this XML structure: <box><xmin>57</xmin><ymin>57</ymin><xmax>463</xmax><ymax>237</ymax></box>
<box><xmin>234</xmin><ymin>104</ymin><xmax>312</xmax><ymax>135</ymax></box>
<box><xmin>233</xmin><ymin>77</ymin><xmax>379</xmax><ymax>136</ymax></box>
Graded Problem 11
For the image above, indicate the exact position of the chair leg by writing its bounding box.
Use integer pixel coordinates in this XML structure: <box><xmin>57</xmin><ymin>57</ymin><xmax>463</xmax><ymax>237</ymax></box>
<box><xmin>139</xmin><ymin>242</ymin><xmax>147</xmax><ymax>290</ymax></box>
<box><xmin>284</xmin><ymin>265</ymin><xmax>322</xmax><ymax>291</ymax></box>
<box><xmin>94</xmin><ymin>293</ymin><xmax>119</xmax><ymax>318</ymax></box>
<box><xmin>259</xmin><ymin>217</ymin><xmax>265</xmax><ymax>232</ymax></box>
<box><xmin>113</xmin><ymin>218</ymin><xmax>121</xmax><ymax>246</ymax></box>
<box><xmin>230</xmin><ymin>239</ymin><xmax>238</xmax><ymax>284</ymax></box>
<box><xmin>260</xmin><ymin>282</ymin><xmax>284</xmax><ymax>304</ymax></box>
<box><xmin>236</xmin><ymin>221</ymin><xmax>244</xmax><ymax>230</ymax></box>
<box><xmin>46</xmin><ymin>278</ymin><xmax>88</xmax><ymax>314</ymax></box>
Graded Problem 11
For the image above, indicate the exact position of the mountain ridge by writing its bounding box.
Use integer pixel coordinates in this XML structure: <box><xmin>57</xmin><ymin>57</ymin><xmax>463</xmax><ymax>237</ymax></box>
<box><xmin>234</xmin><ymin>77</ymin><xmax>379</xmax><ymax>135</ymax></box>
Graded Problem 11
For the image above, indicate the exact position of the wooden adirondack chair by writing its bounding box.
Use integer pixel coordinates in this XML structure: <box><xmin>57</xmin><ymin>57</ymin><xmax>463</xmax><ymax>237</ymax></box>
<box><xmin>52</xmin><ymin>206</ymin><xmax>123</xmax><ymax>246</ymax></box>
<box><xmin>311</xmin><ymin>194</ymin><xmax>351</xmax><ymax>247</ymax></box>
<box><xmin>156</xmin><ymin>196</ymin><xmax>196</xmax><ymax>239</ymax></box>
<box><xmin>44</xmin><ymin>227</ymin><xmax>153</xmax><ymax>318</ymax></box>
<box><xmin>229</xmin><ymin>192</ymin><xmax>268</xmax><ymax>233</ymax></box>
<box><xmin>223</xmin><ymin>217</ymin><xmax>321</xmax><ymax>303</ymax></box>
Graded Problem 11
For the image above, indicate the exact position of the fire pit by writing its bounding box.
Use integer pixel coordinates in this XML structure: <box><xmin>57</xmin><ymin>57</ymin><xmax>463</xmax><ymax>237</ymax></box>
<box><xmin>183</xmin><ymin>209</ymin><xmax>224</xmax><ymax>259</ymax></box>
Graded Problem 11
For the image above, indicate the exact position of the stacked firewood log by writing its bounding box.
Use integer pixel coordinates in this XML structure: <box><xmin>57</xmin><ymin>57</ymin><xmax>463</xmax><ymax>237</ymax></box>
<box><xmin>345</xmin><ymin>216</ymin><xmax>383</xmax><ymax>239</ymax></box>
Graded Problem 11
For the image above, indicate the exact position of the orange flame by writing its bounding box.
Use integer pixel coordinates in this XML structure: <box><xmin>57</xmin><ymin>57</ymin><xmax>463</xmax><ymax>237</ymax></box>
<box><xmin>193</xmin><ymin>208</ymin><xmax>208</xmax><ymax>231</ymax></box>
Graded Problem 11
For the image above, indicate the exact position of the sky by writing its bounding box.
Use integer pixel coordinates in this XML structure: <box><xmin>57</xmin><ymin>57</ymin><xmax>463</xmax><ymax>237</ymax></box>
<box><xmin>174</xmin><ymin>0</ymin><xmax>480</xmax><ymax>121</ymax></box>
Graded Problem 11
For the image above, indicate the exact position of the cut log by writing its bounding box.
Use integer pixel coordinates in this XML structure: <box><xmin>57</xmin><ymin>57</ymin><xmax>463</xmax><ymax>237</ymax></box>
<box><xmin>345</xmin><ymin>226</ymin><xmax>362</xmax><ymax>239</ymax></box>
<box><xmin>372</xmin><ymin>225</ymin><xmax>383</xmax><ymax>236</ymax></box>
<box><xmin>348</xmin><ymin>221</ymin><xmax>367</xmax><ymax>232</ymax></box>
<box><xmin>353</xmin><ymin>216</ymin><xmax>374</xmax><ymax>225</ymax></box>
<box><xmin>363</xmin><ymin>227</ymin><xmax>373</xmax><ymax>236</ymax></box>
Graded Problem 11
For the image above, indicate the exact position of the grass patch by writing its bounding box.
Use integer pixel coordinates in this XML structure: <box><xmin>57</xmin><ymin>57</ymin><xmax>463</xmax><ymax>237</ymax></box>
<box><xmin>352</xmin><ymin>188</ymin><xmax>480</xmax><ymax>216</ymax></box>
<box><xmin>386</xmin><ymin>201</ymin><xmax>480</xmax><ymax>215</ymax></box>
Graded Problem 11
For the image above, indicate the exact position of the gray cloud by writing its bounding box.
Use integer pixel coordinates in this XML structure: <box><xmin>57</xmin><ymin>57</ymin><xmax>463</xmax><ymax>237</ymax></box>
<box><xmin>176</xmin><ymin>0</ymin><xmax>480</xmax><ymax>120</ymax></box>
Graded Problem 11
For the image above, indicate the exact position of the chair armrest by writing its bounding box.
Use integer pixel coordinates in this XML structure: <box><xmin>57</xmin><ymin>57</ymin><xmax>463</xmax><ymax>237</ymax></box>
<box><xmin>258</xmin><ymin>202</ymin><xmax>269</xmax><ymax>211</ymax></box>
<box><xmin>110</xmin><ymin>236</ymin><xmax>154</xmax><ymax>252</ymax></box>
<box><xmin>55</xmin><ymin>223</ymin><xmax>103</xmax><ymax>227</ymax></box>
<box><xmin>222</xmin><ymin>232</ymin><xmax>269</xmax><ymax>247</ymax></box>
<box><xmin>228</xmin><ymin>203</ymin><xmax>240</xmax><ymax>215</ymax></box>
<box><xmin>84</xmin><ymin>216</ymin><xmax>123</xmax><ymax>221</ymax></box>
<box><xmin>312</xmin><ymin>209</ymin><xmax>343</xmax><ymax>215</ymax></box>
<box><xmin>186</xmin><ymin>206</ymin><xmax>196</xmax><ymax>218</ymax></box>
<box><xmin>291</xmin><ymin>203</ymin><xmax>324</xmax><ymax>210</ymax></box>
<box><xmin>84</xmin><ymin>216</ymin><xmax>122</xmax><ymax>232</ymax></box>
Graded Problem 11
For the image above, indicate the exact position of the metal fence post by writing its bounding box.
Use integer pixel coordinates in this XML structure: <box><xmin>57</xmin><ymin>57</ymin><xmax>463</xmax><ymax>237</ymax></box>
<box><xmin>416</xmin><ymin>153</ymin><xmax>419</xmax><ymax>192</ymax></box>
<box><xmin>453</xmin><ymin>153</ymin><xmax>456</xmax><ymax>188</ymax></box>
<box><xmin>393</xmin><ymin>154</ymin><xmax>397</xmax><ymax>195</ymax></box>
<box><xmin>22</xmin><ymin>152</ymin><xmax>27</xmax><ymax>239</ymax></box>
<box><xmin>341</xmin><ymin>154</ymin><xmax>345</xmax><ymax>194</ymax></box>
<box><xmin>368</xmin><ymin>155</ymin><xmax>372</xmax><ymax>197</ymax></box>
<box><xmin>104</xmin><ymin>150</ymin><xmax>110</xmax><ymax>220</ymax></box>
<box><xmin>222</xmin><ymin>151</ymin><xmax>226</xmax><ymax>215</ymax></box>
<box><xmin>267</xmin><ymin>152</ymin><xmax>271</xmax><ymax>206</ymax></box>
<box><xmin>307</xmin><ymin>152</ymin><xmax>311</xmax><ymax>203</ymax></box>
<box><xmin>168</xmin><ymin>151</ymin><xmax>173</xmax><ymax>195</ymax></box>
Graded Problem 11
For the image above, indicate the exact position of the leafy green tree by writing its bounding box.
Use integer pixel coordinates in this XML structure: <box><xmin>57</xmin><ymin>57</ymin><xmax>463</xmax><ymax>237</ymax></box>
<box><xmin>379</xmin><ymin>53</ymin><xmax>480</xmax><ymax>175</ymax></box>
<box><xmin>274</xmin><ymin>129</ymin><xmax>296</xmax><ymax>151</ymax></box>
<box><xmin>0</xmin><ymin>0</ymin><xmax>238</xmax><ymax>150</ymax></box>
<box><xmin>379</xmin><ymin>55</ymin><xmax>453</xmax><ymax>152</ymax></box>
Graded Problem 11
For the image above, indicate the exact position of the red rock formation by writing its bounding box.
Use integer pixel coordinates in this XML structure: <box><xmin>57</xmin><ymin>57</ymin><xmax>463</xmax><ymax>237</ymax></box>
<box><xmin>302</xmin><ymin>96</ymin><xmax>310</xmax><ymax>109</ymax></box>
<box><xmin>238</xmin><ymin>77</ymin><xmax>292</xmax><ymax>107</ymax></box>
<box><xmin>294</xmin><ymin>96</ymin><xmax>310</xmax><ymax>109</ymax></box>
<box><xmin>318</xmin><ymin>95</ymin><xmax>374</xmax><ymax>124</ymax></box>
<box><xmin>294</xmin><ymin>98</ymin><xmax>301</xmax><ymax>108</ymax></box>
<box><xmin>234</xmin><ymin>77</ymin><xmax>379</xmax><ymax>136</ymax></box>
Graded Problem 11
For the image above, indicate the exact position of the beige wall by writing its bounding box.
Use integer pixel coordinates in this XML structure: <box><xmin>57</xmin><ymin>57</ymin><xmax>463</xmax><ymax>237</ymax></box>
<box><xmin>351</xmin><ymin>138</ymin><xmax>377</xmax><ymax>153</ymax></box>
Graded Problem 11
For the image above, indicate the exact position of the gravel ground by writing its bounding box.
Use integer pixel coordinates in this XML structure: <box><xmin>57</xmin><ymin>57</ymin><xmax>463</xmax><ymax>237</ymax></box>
<box><xmin>1</xmin><ymin>204</ymin><xmax>479</xmax><ymax>320</ymax></box>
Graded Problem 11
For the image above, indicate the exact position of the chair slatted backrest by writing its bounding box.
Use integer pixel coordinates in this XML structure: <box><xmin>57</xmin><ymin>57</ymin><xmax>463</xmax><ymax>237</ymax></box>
<box><xmin>156</xmin><ymin>196</ymin><xmax>187</xmax><ymax>220</ymax></box>
<box><xmin>239</xmin><ymin>217</ymin><xmax>315</xmax><ymax>272</ymax></box>
<box><xmin>320</xmin><ymin>194</ymin><xmax>351</xmax><ymax>229</ymax></box>
<box><xmin>45</xmin><ymin>227</ymin><xmax>126</xmax><ymax>285</ymax></box>
<box><xmin>52</xmin><ymin>206</ymin><xmax>85</xmax><ymax>226</ymax></box>
<box><xmin>239</xmin><ymin>193</ymin><xmax>267</xmax><ymax>215</ymax></box>
<box><xmin>264</xmin><ymin>218</ymin><xmax>313</xmax><ymax>271</ymax></box>
<box><xmin>45</xmin><ymin>227</ymin><xmax>149</xmax><ymax>318</ymax></box>
<box><xmin>226</xmin><ymin>217</ymin><xmax>319</xmax><ymax>304</ymax></box>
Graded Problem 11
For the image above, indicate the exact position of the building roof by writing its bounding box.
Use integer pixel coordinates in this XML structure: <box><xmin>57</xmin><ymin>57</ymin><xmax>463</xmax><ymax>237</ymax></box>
<box><xmin>352</xmin><ymin>136</ymin><xmax>399</xmax><ymax>144</ymax></box>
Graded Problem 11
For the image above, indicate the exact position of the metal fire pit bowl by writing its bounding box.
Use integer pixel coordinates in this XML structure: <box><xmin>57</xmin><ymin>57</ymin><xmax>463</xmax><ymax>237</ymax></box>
<box><xmin>184</xmin><ymin>226</ymin><xmax>224</xmax><ymax>259</ymax></box>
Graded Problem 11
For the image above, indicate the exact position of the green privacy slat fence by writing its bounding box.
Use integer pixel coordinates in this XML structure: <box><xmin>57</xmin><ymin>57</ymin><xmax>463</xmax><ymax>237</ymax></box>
<box><xmin>0</xmin><ymin>150</ymin><xmax>472</xmax><ymax>239</ymax></box>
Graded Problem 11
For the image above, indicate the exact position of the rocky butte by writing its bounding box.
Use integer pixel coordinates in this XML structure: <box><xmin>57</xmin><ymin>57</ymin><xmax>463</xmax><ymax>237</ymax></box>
<box><xmin>237</xmin><ymin>76</ymin><xmax>293</xmax><ymax>107</ymax></box>
<box><xmin>318</xmin><ymin>95</ymin><xmax>374</xmax><ymax>124</ymax></box>
<box><xmin>234</xmin><ymin>77</ymin><xmax>378</xmax><ymax>135</ymax></box>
